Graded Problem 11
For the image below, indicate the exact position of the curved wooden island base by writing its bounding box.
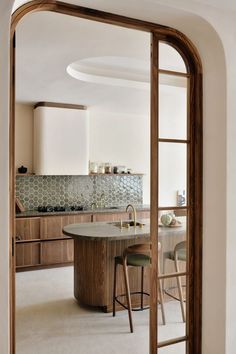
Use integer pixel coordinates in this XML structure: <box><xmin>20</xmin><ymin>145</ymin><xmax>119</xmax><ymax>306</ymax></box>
<box><xmin>63</xmin><ymin>220</ymin><xmax>185</xmax><ymax>312</ymax></box>
<box><xmin>74</xmin><ymin>237</ymin><xmax>150</xmax><ymax>312</ymax></box>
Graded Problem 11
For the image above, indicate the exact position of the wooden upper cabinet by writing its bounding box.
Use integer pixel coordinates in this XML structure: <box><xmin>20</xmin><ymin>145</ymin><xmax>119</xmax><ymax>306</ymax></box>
<box><xmin>15</xmin><ymin>217</ymin><xmax>40</xmax><ymax>240</ymax></box>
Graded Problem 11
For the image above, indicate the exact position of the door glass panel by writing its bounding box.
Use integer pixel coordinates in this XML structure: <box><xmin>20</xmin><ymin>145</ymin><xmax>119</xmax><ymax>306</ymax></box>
<box><xmin>158</xmin><ymin>208</ymin><xmax>187</xmax><ymax>343</ymax></box>
<box><xmin>158</xmin><ymin>341</ymin><xmax>186</xmax><ymax>354</ymax></box>
<box><xmin>159</xmin><ymin>74</ymin><xmax>188</xmax><ymax>140</ymax></box>
<box><xmin>159</xmin><ymin>42</ymin><xmax>187</xmax><ymax>73</ymax></box>
<box><xmin>159</xmin><ymin>143</ymin><xmax>187</xmax><ymax>207</ymax></box>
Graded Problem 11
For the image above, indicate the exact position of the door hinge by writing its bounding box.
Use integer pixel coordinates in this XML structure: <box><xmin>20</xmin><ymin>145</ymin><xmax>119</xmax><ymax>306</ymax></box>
<box><xmin>12</xmin><ymin>238</ymin><xmax>15</xmax><ymax>257</ymax></box>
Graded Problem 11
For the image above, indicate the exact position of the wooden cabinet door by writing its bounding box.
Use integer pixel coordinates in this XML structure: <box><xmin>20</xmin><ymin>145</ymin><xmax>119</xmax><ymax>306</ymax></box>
<box><xmin>93</xmin><ymin>212</ymin><xmax>129</xmax><ymax>222</ymax></box>
<box><xmin>41</xmin><ymin>239</ymin><xmax>74</xmax><ymax>265</ymax></box>
<box><xmin>15</xmin><ymin>218</ymin><xmax>41</xmax><ymax>268</ymax></box>
<box><xmin>68</xmin><ymin>214</ymin><xmax>92</xmax><ymax>224</ymax></box>
<box><xmin>136</xmin><ymin>210</ymin><xmax>150</xmax><ymax>220</ymax></box>
<box><xmin>41</xmin><ymin>213</ymin><xmax>92</xmax><ymax>265</ymax></box>
<box><xmin>40</xmin><ymin>215</ymin><xmax>70</xmax><ymax>239</ymax></box>
<box><xmin>40</xmin><ymin>214</ymin><xmax>92</xmax><ymax>239</ymax></box>
<box><xmin>15</xmin><ymin>217</ymin><xmax>40</xmax><ymax>240</ymax></box>
<box><xmin>16</xmin><ymin>243</ymin><xmax>41</xmax><ymax>267</ymax></box>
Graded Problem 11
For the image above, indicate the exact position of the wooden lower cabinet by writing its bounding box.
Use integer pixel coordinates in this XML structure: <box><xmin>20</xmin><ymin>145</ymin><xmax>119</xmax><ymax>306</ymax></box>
<box><xmin>39</xmin><ymin>214</ymin><xmax>92</xmax><ymax>267</ymax></box>
<box><xmin>93</xmin><ymin>212</ymin><xmax>129</xmax><ymax>222</ymax></box>
<box><xmin>136</xmin><ymin>210</ymin><xmax>150</xmax><ymax>219</ymax></box>
<box><xmin>15</xmin><ymin>210</ymin><xmax>150</xmax><ymax>271</ymax></box>
<box><xmin>15</xmin><ymin>217</ymin><xmax>41</xmax><ymax>269</ymax></box>
<box><xmin>41</xmin><ymin>239</ymin><xmax>74</xmax><ymax>265</ymax></box>
<box><xmin>16</xmin><ymin>242</ymin><xmax>41</xmax><ymax>267</ymax></box>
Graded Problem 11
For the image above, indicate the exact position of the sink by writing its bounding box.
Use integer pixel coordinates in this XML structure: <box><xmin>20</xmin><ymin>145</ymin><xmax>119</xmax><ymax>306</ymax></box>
<box><xmin>110</xmin><ymin>221</ymin><xmax>145</xmax><ymax>228</ymax></box>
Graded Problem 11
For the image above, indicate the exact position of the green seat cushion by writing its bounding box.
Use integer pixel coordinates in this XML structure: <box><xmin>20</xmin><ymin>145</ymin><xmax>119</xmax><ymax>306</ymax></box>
<box><xmin>116</xmin><ymin>254</ymin><xmax>150</xmax><ymax>267</ymax></box>
<box><xmin>166</xmin><ymin>249</ymin><xmax>186</xmax><ymax>262</ymax></box>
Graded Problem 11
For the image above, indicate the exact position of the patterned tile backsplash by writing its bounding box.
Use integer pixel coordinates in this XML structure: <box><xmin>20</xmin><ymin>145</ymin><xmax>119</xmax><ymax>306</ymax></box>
<box><xmin>16</xmin><ymin>175</ymin><xmax>143</xmax><ymax>210</ymax></box>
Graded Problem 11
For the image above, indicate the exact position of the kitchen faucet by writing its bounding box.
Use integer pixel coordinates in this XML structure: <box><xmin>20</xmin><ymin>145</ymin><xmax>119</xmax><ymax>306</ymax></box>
<box><xmin>126</xmin><ymin>204</ymin><xmax>137</xmax><ymax>227</ymax></box>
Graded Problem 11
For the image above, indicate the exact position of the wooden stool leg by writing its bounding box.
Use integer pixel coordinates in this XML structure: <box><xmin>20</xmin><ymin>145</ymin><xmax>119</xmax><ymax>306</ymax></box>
<box><xmin>158</xmin><ymin>278</ymin><xmax>166</xmax><ymax>325</ymax></box>
<box><xmin>174</xmin><ymin>256</ymin><xmax>186</xmax><ymax>322</ymax></box>
<box><xmin>162</xmin><ymin>254</ymin><xmax>167</xmax><ymax>294</ymax></box>
<box><xmin>158</xmin><ymin>256</ymin><xmax>166</xmax><ymax>325</ymax></box>
<box><xmin>123</xmin><ymin>259</ymin><xmax>133</xmax><ymax>333</ymax></box>
<box><xmin>141</xmin><ymin>266</ymin><xmax>144</xmax><ymax>310</ymax></box>
<box><xmin>113</xmin><ymin>260</ymin><xmax>118</xmax><ymax>317</ymax></box>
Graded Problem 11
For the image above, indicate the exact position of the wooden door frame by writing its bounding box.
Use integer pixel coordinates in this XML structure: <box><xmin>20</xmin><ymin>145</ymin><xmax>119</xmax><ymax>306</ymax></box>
<box><xmin>10</xmin><ymin>1</ymin><xmax>203</xmax><ymax>354</ymax></box>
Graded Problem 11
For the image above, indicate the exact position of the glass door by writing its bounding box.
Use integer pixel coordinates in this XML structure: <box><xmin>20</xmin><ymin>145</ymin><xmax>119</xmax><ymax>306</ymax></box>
<box><xmin>150</xmin><ymin>34</ymin><xmax>202</xmax><ymax>354</ymax></box>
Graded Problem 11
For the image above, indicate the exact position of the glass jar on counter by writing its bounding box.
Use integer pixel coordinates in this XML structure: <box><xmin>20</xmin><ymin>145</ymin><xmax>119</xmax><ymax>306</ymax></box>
<box><xmin>98</xmin><ymin>163</ymin><xmax>105</xmax><ymax>174</ymax></box>
<box><xmin>89</xmin><ymin>161</ymin><xmax>98</xmax><ymax>174</ymax></box>
<box><xmin>105</xmin><ymin>162</ymin><xmax>112</xmax><ymax>174</ymax></box>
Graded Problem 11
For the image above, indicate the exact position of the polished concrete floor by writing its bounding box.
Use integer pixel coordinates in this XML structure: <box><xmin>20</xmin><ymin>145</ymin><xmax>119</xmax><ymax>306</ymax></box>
<box><xmin>16</xmin><ymin>267</ymin><xmax>185</xmax><ymax>354</ymax></box>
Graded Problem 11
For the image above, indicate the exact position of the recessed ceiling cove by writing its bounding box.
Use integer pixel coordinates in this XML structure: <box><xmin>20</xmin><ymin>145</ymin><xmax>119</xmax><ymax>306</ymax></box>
<box><xmin>67</xmin><ymin>56</ymin><xmax>150</xmax><ymax>90</ymax></box>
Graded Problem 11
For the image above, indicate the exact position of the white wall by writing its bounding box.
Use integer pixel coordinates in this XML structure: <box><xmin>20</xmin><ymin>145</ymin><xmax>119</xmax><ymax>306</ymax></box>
<box><xmin>89</xmin><ymin>83</ymin><xmax>187</xmax><ymax>206</ymax></box>
<box><xmin>0</xmin><ymin>1</ymin><xmax>230</xmax><ymax>354</ymax></box>
<box><xmin>0</xmin><ymin>2</ymin><xmax>13</xmax><ymax>353</ymax></box>
<box><xmin>15</xmin><ymin>103</ymin><xmax>33</xmax><ymax>173</ymax></box>
<box><xmin>89</xmin><ymin>109</ymin><xmax>150</xmax><ymax>203</ymax></box>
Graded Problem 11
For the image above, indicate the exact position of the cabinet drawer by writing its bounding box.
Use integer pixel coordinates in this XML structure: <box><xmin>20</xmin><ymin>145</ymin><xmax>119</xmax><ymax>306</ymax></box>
<box><xmin>40</xmin><ymin>214</ymin><xmax>92</xmax><ymax>239</ymax></box>
<box><xmin>16</xmin><ymin>242</ymin><xmax>40</xmax><ymax>267</ymax></box>
<box><xmin>15</xmin><ymin>217</ymin><xmax>40</xmax><ymax>241</ymax></box>
<box><xmin>136</xmin><ymin>210</ymin><xmax>150</xmax><ymax>219</ymax></box>
<box><xmin>93</xmin><ymin>212</ymin><xmax>129</xmax><ymax>222</ymax></box>
<box><xmin>41</xmin><ymin>239</ymin><xmax>74</xmax><ymax>265</ymax></box>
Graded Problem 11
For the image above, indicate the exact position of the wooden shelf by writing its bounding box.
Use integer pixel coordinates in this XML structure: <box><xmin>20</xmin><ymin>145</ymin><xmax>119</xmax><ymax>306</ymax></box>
<box><xmin>89</xmin><ymin>173</ymin><xmax>144</xmax><ymax>176</ymax></box>
<box><xmin>16</xmin><ymin>173</ymin><xmax>35</xmax><ymax>176</ymax></box>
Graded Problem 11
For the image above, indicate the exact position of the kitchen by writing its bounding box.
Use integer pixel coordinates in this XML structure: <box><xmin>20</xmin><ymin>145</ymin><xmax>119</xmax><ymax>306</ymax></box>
<box><xmin>14</xmin><ymin>8</ymin><xmax>190</xmax><ymax>354</ymax></box>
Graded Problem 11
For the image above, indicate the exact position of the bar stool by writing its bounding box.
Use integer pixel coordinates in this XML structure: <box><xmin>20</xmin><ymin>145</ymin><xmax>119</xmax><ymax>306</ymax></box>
<box><xmin>113</xmin><ymin>242</ymin><xmax>166</xmax><ymax>333</ymax></box>
<box><xmin>163</xmin><ymin>240</ymin><xmax>186</xmax><ymax>322</ymax></box>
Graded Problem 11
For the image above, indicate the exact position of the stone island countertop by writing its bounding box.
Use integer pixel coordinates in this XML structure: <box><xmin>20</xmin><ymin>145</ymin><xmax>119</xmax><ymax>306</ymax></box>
<box><xmin>63</xmin><ymin>219</ymin><xmax>186</xmax><ymax>241</ymax></box>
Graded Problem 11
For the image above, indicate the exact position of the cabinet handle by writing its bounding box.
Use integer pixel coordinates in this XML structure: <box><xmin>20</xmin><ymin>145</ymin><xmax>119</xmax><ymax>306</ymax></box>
<box><xmin>16</xmin><ymin>235</ymin><xmax>21</xmax><ymax>241</ymax></box>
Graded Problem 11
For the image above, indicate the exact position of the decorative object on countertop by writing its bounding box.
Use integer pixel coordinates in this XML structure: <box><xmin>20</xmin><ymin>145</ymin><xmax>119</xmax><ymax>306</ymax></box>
<box><xmin>177</xmin><ymin>189</ymin><xmax>186</xmax><ymax>206</ymax></box>
<box><xmin>98</xmin><ymin>163</ymin><xmax>105</xmax><ymax>174</ymax></box>
<box><xmin>160</xmin><ymin>212</ymin><xmax>182</xmax><ymax>227</ymax></box>
<box><xmin>105</xmin><ymin>162</ymin><xmax>112</xmax><ymax>174</ymax></box>
<box><xmin>15</xmin><ymin>197</ymin><xmax>25</xmax><ymax>212</ymax></box>
<box><xmin>16</xmin><ymin>174</ymin><xmax>143</xmax><ymax>210</ymax></box>
<box><xmin>18</xmin><ymin>165</ymin><xmax>27</xmax><ymax>174</ymax></box>
<box><xmin>89</xmin><ymin>161</ymin><xmax>98</xmax><ymax>174</ymax></box>
<box><xmin>160</xmin><ymin>213</ymin><xmax>173</xmax><ymax>226</ymax></box>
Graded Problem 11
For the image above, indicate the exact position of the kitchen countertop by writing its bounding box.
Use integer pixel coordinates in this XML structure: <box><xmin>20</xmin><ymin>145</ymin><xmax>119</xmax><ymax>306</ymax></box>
<box><xmin>63</xmin><ymin>219</ymin><xmax>186</xmax><ymax>241</ymax></box>
<box><xmin>15</xmin><ymin>205</ymin><xmax>150</xmax><ymax>218</ymax></box>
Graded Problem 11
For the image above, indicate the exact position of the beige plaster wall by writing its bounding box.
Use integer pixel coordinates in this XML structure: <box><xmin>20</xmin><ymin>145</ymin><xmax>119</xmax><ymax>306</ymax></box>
<box><xmin>15</xmin><ymin>103</ymin><xmax>34</xmax><ymax>173</ymax></box>
<box><xmin>0</xmin><ymin>1</ymin><xmax>229</xmax><ymax>354</ymax></box>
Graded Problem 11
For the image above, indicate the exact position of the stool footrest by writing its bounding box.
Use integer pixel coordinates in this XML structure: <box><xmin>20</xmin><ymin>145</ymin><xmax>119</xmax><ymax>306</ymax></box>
<box><xmin>115</xmin><ymin>291</ymin><xmax>150</xmax><ymax>312</ymax></box>
<box><xmin>164</xmin><ymin>289</ymin><xmax>186</xmax><ymax>302</ymax></box>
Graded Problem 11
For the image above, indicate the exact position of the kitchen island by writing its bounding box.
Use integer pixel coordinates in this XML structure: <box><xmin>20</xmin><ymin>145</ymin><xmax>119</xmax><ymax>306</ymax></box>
<box><xmin>63</xmin><ymin>219</ymin><xmax>186</xmax><ymax>312</ymax></box>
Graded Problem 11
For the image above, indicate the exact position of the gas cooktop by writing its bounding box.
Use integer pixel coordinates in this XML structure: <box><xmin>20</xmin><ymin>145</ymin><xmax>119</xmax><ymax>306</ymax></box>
<box><xmin>37</xmin><ymin>205</ymin><xmax>84</xmax><ymax>213</ymax></box>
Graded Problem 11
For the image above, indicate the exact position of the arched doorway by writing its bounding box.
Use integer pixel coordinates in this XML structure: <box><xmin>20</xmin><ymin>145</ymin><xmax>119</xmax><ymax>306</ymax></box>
<box><xmin>10</xmin><ymin>2</ymin><xmax>202</xmax><ymax>353</ymax></box>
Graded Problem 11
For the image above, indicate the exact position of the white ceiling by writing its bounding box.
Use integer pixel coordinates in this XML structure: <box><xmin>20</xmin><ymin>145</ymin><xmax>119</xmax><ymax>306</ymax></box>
<box><xmin>16</xmin><ymin>11</ymin><xmax>151</xmax><ymax>114</ymax></box>
<box><xmin>16</xmin><ymin>10</ymin><xmax>186</xmax><ymax>115</ymax></box>
<box><xmin>189</xmin><ymin>0</ymin><xmax>236</xmax><ymax>11</ymax></box>
<box><xmin>13</xmin><ymin>0</ymin><xmax>236</xmax><ymax>14</ymax></box>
